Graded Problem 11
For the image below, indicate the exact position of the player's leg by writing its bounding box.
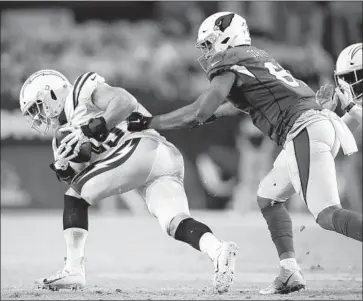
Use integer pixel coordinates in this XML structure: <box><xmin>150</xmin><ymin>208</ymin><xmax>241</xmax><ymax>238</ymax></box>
<box><xmin>288</xmin><ymin>120</ymin><xmax>362</xmax><ymax>241</ymax></box>
<box><xmin>36</xmin><ymin>188</ymin><xmax>88</xmax><ymax>290</ymax></box>
<box><xmin>257</xmin><ymin>151</ymin><xmax>306</xmax><ymax>295</ymax></box>
<box><xmin>138</xmin><ymin>142</ymin><xmax>238</xmax><ymax>293</ymax></box>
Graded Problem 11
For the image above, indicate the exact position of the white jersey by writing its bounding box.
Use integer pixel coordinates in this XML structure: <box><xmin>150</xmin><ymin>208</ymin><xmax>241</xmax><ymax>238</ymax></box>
<box><xmin>53</xmin><ymin>72</ymin><xmax>166</xmax><ymax>164</ymax></box>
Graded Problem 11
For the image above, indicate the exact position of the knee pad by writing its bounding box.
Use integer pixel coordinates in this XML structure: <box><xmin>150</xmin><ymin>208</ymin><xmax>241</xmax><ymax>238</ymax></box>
<box><xmin>316</xmin><ymin>205</ymin><xmax>341</xmax><ymax>231</ymax></box>
<box><xmin>173</xmin><ymin>217</ymin><xmax>212</xmax><ymax>250</ymax></box>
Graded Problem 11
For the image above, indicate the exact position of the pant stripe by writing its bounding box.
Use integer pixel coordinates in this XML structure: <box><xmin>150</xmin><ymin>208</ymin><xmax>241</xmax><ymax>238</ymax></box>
<box><xmin>292</xmin><ymin>129</ymin><xmax>310</xmax><ymax>204</ymax></box>
<box><xmin>71</xmin><ymin>138</ymin><xmax>141</xmax><ymax>194</ymax></box>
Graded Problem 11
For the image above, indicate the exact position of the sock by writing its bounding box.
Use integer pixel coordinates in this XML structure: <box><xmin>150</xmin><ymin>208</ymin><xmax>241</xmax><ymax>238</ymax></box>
<box><xmin>199</xmin><ymin>232</ymin><xmax>223</xmax><ymax>261</ymax></box>
<box><xmin>261</xmin><ymin>203</ymin><xmax>295</xmax><ymax>260</ymax></box>
<box><xmin>332</xmin><ymin>209</ymin><xmax>362</xmax><ymax>241</ymax></box>
<box><xmin>63</xmin><ymin>194</ymin><xmax>90</xmax><ymax>268</ymax></box>
<box><xmin>64</xmin><ymin>228</ymin><xmax>88</xmax><ymax>269</ymax></box>
<box><xmin>63</xmin><ymin>195</ymin><xmax>89</xmax><ymax>230</ymax></box>
<box><xmin>280</xmin><ymin>258</ymin><xmax>299</xmax><ymax>270</ymax></box>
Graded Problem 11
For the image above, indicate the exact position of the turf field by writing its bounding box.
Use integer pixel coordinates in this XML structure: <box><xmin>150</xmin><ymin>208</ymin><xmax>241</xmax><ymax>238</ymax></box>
<box><xmin>1</xmin><ymin>210</ymin><xmax>362</xmax><ymax>300</ymax></box>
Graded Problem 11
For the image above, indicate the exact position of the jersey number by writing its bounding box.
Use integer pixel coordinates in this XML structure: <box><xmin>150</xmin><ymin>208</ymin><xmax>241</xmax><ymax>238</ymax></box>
<box><xmin>264</xmin><ymin>62</ymin><xmax>299</xmax><ymax>88</ymax></box>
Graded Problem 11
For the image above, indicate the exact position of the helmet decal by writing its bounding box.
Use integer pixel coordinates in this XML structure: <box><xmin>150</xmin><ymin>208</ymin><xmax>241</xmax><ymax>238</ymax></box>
<box><xmin>214</xmin><ymin>13</ymin><xmax>235</xmax><ymax>32</ymax></box>
<box><xmin>351</xmin><ymin>44</ymin><xmax>362</xmax><ymax>63</ymax></box>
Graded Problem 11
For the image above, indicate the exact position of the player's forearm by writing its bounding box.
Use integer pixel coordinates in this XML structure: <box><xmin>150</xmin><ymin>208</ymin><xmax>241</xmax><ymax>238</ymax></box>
<box><xmin>341</xmin><ymin>113</ymin><xmax>359</xmax><ymax>133</ymax></box>
<box><xmin>347</xmin><ymin>104</ymin><xmax>362</xmax><ymax>125</ymax></box>
<box><xmin>341</xmin><ymin>105</ymin><xmax>362</xmax><ymax>133</ymax></box>
<box><xmin>101</xmin><ymin>93</ymin><xmax>137</xmax><ymax>130</ymax></box>
<box><xmin>149</xmin><ymin>89</ymin><xmax>223</xmax><ymax>130</ymax></box>
<box><xmin>149</xmin><ymin>103</ymin><xmax>201</xmax><ymax>130</ymax></box>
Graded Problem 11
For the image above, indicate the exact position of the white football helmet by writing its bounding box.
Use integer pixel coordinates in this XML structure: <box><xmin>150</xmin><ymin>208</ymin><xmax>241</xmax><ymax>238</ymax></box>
<box><xmin>196</xmin><ymin>12</ymin><xmax>251</xmax><ymax>71</ymax></box>
<box><xmin>334</xmin><ymin>43</ymin><xmax>362</xmax><ymax>105</ymax></box>
<box><xmin>19</xmin><ymin>69</ymin><xmax>71</xmax><ymax>134</ymax></box>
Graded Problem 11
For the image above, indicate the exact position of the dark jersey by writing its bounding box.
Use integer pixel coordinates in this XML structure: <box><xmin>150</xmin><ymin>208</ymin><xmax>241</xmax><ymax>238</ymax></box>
<box><xmin>207</xmin><ymin>46</ymin><xmax>321</xmax><ymax>146</ymax></box>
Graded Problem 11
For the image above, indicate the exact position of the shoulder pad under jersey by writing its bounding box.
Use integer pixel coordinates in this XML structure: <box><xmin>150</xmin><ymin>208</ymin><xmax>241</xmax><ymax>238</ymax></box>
<box><xmin>207</xmin><ymin>47</ymin><xmax>250</xmax><ymax>81</ymax></box>
<box><xmin>72</xmin><ymin>72</ymin><xmax>105</xmax><ymax>109</ymax></box>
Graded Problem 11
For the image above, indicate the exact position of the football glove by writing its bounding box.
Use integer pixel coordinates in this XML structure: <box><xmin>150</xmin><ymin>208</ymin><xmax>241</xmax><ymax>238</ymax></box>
<box><xmin>336</xmin><ymin>78</ymin><xmax>355</xmax><ymax>111</ymax></box>
<box><xmin>127</xmin><ymin>112</ymin><xmax>152</xmax><ymax>132</ymax></box>
<box><xmin>315</xmin><ymin>84</ymin><xmax>338</xmax><ymax>111</ymax></box>
<box><xmin>58</xmin><ymin>126</ymin><xmax>90</xmax><ymax>157</ymax></box>
<box><xmin>50</xmin><ymin>138</ymin><xmax>77</xmax><ymax>183</ymax></box>
<box><xmin>51</xmin><ymin>138</ymin><xmax>78</xmax><ymax>170</ymax></box>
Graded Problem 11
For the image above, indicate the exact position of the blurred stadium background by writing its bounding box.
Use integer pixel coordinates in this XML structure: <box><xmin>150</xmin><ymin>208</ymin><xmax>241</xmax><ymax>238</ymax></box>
<box><xmin>1</xmin><ymin>1</ymin><xmax>362</xmax><ymax>213</ymax></box>
<box><xmin>1</xmin><ymin>1</ymin><xmax>362</xmax><ymax>299</ymax></box>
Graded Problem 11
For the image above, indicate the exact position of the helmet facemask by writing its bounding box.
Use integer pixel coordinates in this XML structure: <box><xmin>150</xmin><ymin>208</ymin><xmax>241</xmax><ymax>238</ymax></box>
<box><xmin>20</xmin><ymin>70</ymin><xmax>71</xmax><ymax>134</ymax></box>
<box><xmin>22</xmin><ymin>85</ymin><xmax>69</xmax><ymax>134</ymax></box>
<box><xmin>196</xmin><ymin>32</ymin><xmax>233</xmax><ymax>72</ymax></box>
<box><xmin>195</xmin><ymin>12</ymin><xmax>251</xmax><ymax>72</ymax></box>
<box><xmin>335</xmin><ymin>68</ymin><xmax>363</xmax><ymax>105</ymax></box>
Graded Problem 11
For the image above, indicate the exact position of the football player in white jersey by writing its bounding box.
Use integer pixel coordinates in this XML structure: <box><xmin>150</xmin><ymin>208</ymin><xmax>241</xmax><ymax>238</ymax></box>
<box><xmin>19</xmin><ymin>70</ymin><xmax>239</xmax><ymax>293</ymax></box>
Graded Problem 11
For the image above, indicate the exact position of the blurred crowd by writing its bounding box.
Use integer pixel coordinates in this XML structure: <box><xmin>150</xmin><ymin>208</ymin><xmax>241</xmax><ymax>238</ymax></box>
<box><xmin>1</xmin><ymin>1</ymin><xmax>362</xmax><ymax>212</ymax></box>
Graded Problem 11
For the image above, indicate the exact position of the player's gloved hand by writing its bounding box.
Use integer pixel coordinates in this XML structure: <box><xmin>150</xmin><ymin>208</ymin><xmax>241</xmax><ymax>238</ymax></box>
<box><xmin>336</xmin><ymin>78</ymin><xmax>355</xmax><ymax>111</ymax></box>
<box><xmin>59</xmin><ymin>126</ymin><xmax>90</xmax><ymax>156</ymax></box>
<box><xmin>315</xmin><ymin>84</ymin><xmax>338</xmax><ymax>111</ymax></box>
<box><xmin>127</xmin><ymin>112</ymin><xmax>152</xmax><ymax>132</ymax></box>
<box><xmin>51</xmin><ymin>138</ymin><xmax>78</xmax><ymax>170</ymax></box>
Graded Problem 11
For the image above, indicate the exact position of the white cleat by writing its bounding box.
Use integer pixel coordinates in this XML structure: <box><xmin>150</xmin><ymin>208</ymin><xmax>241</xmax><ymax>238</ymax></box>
<box><xmin>35</xmin><ymin>257</ymin><xmax>86</xmax><ymax>291</ymax></box>
<box><xmin>213</xmin><ymin>241</ymin><xmax>239</xmax><ymax>294</ymax></box>
<box><xmin>259</xmin><ymin>265</ymin><xmax>306</xmax><ymax>295</ymax></box>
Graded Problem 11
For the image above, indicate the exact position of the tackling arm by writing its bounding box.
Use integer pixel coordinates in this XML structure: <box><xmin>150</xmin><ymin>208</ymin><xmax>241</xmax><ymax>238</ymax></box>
<box><xmin>147</xmin><ymin>72</ymin><xmax>236</xmax><ymax>130</ymax></box>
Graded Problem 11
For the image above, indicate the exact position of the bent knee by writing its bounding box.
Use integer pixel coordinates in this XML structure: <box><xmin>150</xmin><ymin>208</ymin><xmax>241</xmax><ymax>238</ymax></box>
<box><xmin>78</xmin><ymin>182</ymin><xmax>103</xmax><ymax>205</ymax></box>
<box><xmin>66</xmin><ymin>187</ymin><xmax>82</xmax><ymax>198</ymax></box>
<box><xmin>257</xmin><ymin>196</ymin><xmax>274</xmax><ymax>210</ymax></box>
<box><xmin>166</xmin><ymin>213</ymin><xmax>191</xmax><ymax>237</ymax></box>
<box><xmin>316</xmin><ymin>205</ymin><xmax>342</xmax><ymax>230</ymax></box>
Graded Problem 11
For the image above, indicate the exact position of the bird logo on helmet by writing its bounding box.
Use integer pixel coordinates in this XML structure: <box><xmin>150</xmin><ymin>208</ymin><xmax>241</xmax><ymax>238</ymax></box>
<box><xmin>195</xmin><ymin>12</ymin><xmax>251</xmax><ymax>72</ymax></box>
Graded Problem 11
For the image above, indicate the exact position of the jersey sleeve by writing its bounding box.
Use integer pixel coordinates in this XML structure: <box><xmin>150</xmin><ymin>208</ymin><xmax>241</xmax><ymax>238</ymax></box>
<box><xmin>207</xmin><ymin>48</ymin><xmax>246</xmax><ymax>81</ymax></box>
<box><xmin>72</xmin><ymin>72</ymin><xmax>105</xmax><ymax>108</ymax></box>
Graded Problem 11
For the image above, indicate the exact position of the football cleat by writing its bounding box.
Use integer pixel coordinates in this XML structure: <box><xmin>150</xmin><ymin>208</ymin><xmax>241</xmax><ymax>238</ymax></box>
<box><xmin>259</xmin><ymin>265</ymin><xmax>306</xmax><ymax>295</ymax></box>
<box><xmin>212</xmin><ymin>241</ymin><xmax>239</xmax><ymax>294</ymax></box>
<box><xmin>35</xmin><ymin>257</ymin><xmax>86</xmax><ymax>291</ymax></box>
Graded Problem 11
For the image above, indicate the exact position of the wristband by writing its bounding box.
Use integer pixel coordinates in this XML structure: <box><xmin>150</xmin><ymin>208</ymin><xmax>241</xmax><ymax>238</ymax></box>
<box><xmin>345</xmin><ymin>102</ymin><xmax>356</xmax><ymax>113</ymax></box>
<box><xmin>81</xmin><ymin>117</ymin><xmax>109</xmax><ymax>142</ymax></box>
<box><xmin>50</xmin><ymin>163</ymin><xmax>76</xmax><ymax>183</ymax></box>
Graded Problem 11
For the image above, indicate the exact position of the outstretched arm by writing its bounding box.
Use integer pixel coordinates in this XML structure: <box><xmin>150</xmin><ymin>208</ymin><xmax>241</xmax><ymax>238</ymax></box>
<box><xmin>147</xmin><ymin>72</ymin><xmax>236</xmax><ymax>131</ymax></box>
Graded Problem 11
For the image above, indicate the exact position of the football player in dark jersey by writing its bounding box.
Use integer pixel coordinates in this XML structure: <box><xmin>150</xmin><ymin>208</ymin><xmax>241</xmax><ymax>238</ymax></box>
<box><xmin>128</xmin><ymin>12</ymin><xmax>362</xmax><ymax>295</ymax></box>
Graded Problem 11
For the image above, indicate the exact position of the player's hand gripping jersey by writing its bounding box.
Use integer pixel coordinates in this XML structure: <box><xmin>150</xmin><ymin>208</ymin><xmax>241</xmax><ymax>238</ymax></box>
<box><xmin>206</xmin><ymin>46</ymin><xmax>321</xmax><ymax>146</ymax></box>
<box><xmin>55</xmin><ymin>72</ymin><xmax>164</xmax><ymax>164</ymax></box>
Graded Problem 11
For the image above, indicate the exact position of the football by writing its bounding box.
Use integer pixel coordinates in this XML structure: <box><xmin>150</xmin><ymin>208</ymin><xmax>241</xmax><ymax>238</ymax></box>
<box><xmin>55</xmin><ymin>128</ymin><xmax>92</xmax><ymax>163</ymax></box>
